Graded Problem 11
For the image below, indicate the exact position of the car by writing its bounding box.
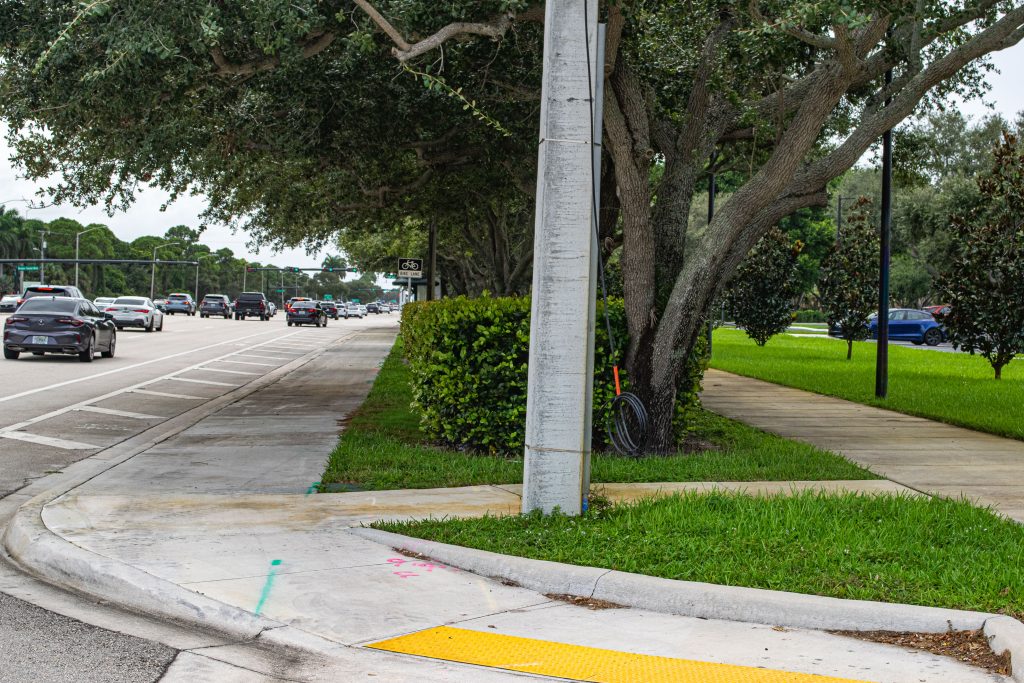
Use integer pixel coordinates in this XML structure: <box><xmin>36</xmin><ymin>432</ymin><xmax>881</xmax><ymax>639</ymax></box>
<box><xmin>358</xmin><ymin>304</ymin><xmax>368</xmax><ymax>317</ymax></box>
<box><xmin>366</xmin><ymin>302</ymin><xmax>380</xmax><ymax>314</ymax></box>
<box><xmin>285</xmin><ymin>296</ymin><xmax>311</xmax><ymax>312</ymax></box>
<box><xmin>286</xmin><ymin>301</ymin><xmax>327</xmax><ymax>327</ymax></box>
<box><xmin>165</xmin><ymin>293</ymin><xmax>197</xmax><ymax>315</ymax></box>
<box><xmin>4</xmin><ymin>296</ymin><xmax>116</xmax><ymax>362</ymax></box>
<box><xmin>234</xmin><ymin>292</ymin><xmax>272</xmax><ymax>321</ymax></box>
<box><xmin>319</xmin><ymin>301</ymin><xmax>340</xmax><ymax>319</ymax></box>
<box><xmin>0</xmin><ymin>295</ymin><xmax>19</xmax><ymax>312</ymax></box>
<box><xmin>153</xmin><ymin>298</ymin><xmax>169</xmax><ymax>312</ymax></box>
<box><xmin>923</xmin><ymin>304</ymin><xmax>951</xmax><ymax>318</ymax></box>
<box><xmin>18</xmin><ymin>284</ymin><xmax>85</xmax><ymax>308</ymax></box>
<box><xmin>855</xmin><ymin>308</ymin><xmax>946</xmax><ymax>346</ymax></box>
<box><xmin>105</xmin><ymin>296</ymin><xmax>165</xmax><ymax>332</ymax></box>
<box><xmin>200</xmin><ymin>294</ymin><xmax>233</xmax><ymax>319</ymax></box>
<box><xmin>345</xmin><ymin>302</ymin><xmax>364</xmax><ymax>319</ymax></box>
<box><xmin>94</xmin><ymin>297</ymin><xmax>117</xmax><ymax>309</ymax></box>
<box><xmin>267</xmin><ymin>301</ymin><xmax>277</xmax><ymax>317</ymax></box>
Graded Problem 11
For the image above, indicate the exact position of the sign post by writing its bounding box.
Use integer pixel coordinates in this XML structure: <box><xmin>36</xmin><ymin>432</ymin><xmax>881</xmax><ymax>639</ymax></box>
<box><xmin>398</xmin><ymin>258</ymin><xmax>423</xmax><ymax>304</ymax></box>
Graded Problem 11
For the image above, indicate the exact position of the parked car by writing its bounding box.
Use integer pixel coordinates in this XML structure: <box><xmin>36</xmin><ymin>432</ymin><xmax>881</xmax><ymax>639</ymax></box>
<box><xmin>345</xmin><ymin>302</ymin><xmax>364</xmax><ymax>319</ymax></box>
<box><xmin>0</xmin><ymin>295</ymin><xmax>20</xmax><ymax>312</ymax></box>
<box><xmin>18</xmin><ymin>284</ymin><xmax>85</xmax><ymax>307</ymax></box>
<box><xmin>867</xmin><ymin>308</ymin><xmax>946</xmax><ymax>346</ymax></box>
<box><xmin>165</xmin><ymin>293</ymin><xmax>196</xmax><ymax>315</ymax></box>
<box><xmin>105</xmin><ymin>296</ymin><xmax>164</xmax><ymax>332</ymax></box>
<box><xmin>200</xmin><ymin>294</ymin><xmax>233</xmax><ymax>319</ymax></box>
<box><xmin>4</xmin><ymin>296</ymin><xmax>116</xmax><ymax>361</ymax></box>
<box><xmin>286</xmin><ymin>301</ymin><xmax>326</xmax><ymax>327</ymax></box>
<box><xmin>234</xmin><ymin>292</ymin><xmax>271</xmax><ymax>321</ymax></box>
<box><xmin>923</xmin><ymin>304</ymin><xmax>951</xmax><ymax>318</ymax></box>
<box><xmin>320</xmin><ymin>301</ymin><xmax>340</xmax><ymax>319</ymax></box>
<box><xmin>93</xmin><ymin>297</ymin><xmax>117</xmax><ymax>309</ymax></box>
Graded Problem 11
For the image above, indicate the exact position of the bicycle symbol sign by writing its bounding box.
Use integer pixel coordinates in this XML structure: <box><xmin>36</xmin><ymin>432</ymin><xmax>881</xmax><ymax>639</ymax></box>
<box><xmin>397</xmin><ymin>258</ymin><xmax>423</xmax><ymax>278</ymax></box>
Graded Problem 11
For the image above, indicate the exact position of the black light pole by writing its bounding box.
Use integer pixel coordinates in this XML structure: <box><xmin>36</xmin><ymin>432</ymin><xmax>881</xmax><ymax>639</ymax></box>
<box><xmin>875</xmin><ymin>67</ymin><xmax>894</xmax><ymax>399</ymax></box>
<box><xmin>707</xmin><ymin>153</ymin><xmax>717</xmax><ymax>355</ymax></box>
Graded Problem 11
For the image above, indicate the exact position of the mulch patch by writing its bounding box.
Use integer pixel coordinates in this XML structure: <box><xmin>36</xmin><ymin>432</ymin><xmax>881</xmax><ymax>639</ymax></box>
<box><xmin>829</xmin><ymin>627</ymin><xmax>1010</xmax><ymax>676</ymax></box>
<box><xmin>544</xmin><ymin>593</ymin><xmax>624</xmax><ymax>610</ymax></box>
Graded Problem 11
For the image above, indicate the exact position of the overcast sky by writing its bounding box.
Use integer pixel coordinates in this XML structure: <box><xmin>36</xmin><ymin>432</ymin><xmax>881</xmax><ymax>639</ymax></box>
<box><xmin>2</xmin><ymin>42</ymin><xmax>1022</xmax><ymax>265</ymax></box>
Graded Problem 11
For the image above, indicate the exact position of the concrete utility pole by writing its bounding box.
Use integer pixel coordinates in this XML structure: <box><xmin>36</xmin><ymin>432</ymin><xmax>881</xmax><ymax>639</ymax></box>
<box><xmin>522</xmin><ymin>0</ymin><xmax>600</xmax><ymax>516</ymax></box>
<box><xmin>75</xmin><ymin>227</ymin><xmax>101</xmax><ymax>290</ymax></box>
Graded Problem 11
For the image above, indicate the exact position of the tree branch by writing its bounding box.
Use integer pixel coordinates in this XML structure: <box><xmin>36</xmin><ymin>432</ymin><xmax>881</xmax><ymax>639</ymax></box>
<box><xmin>210</xmin><ymin>31</ymin><xmax>336</xmax><ymax>77</ymax></box>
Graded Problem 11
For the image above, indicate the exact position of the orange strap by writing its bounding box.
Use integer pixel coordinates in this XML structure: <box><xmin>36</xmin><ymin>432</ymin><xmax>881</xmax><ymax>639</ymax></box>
<box><xmin>613</xmin><ymin>366</ymin><xmax>622</xmax><ymax>396</ymax></box>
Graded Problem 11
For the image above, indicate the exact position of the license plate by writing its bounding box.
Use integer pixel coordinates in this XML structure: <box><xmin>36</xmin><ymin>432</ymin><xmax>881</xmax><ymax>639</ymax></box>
<box><xmin>31</xmin><ymin>335</ymin><xmax>50</xmax><ymax>344</ymax></box>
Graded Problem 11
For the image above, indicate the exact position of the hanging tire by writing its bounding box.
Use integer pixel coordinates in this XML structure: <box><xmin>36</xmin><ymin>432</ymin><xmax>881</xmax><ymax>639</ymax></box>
<box><xmin>101</xmin><ymin>333</ymin><xmax>116</xmax><ymax>358</ymax></box>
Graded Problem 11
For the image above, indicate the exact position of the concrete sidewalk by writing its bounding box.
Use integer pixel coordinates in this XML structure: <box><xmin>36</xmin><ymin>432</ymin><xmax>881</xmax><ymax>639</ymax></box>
<box><xmin>2</xmin><ymin>330</ymin><xmax>1014</xmax><ymax>682</ymax></box>
<box><xmin>702</xmin><ymin>369</ymin><xmax>1024</xmax><ymax>521</ymax></box>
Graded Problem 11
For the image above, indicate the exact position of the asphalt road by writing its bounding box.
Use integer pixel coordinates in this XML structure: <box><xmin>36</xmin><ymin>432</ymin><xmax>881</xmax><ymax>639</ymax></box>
<box><xmin>0</xmin><ymin>308</ymin><xmax>400</xmax><ymax>682</ymax></box>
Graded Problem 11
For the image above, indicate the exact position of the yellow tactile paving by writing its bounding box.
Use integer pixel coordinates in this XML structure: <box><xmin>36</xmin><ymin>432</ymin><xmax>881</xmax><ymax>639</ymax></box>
<box><xmin>368</xmin><ymin>626</ymin><xmax>875</xmax><ymax>682</ymax></box>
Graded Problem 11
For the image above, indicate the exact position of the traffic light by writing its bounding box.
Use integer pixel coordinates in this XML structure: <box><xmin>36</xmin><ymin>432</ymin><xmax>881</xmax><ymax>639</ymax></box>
<box><xmin>289</xmin><ymin>267</ymin><xmax>301</xmax><ymax>273</ymax></box>
<box><xmin>346</xmin><ymin>267</ymin><xmax>359</xmax><ymax>273</ymax></box>
<box><xmin>321</xmin><ymin>266</ymin><xmax>336</xmax><ymax>272</ymax></box>
<box><xmin>245</xmin><ymin>267</ymin><xmax>257</xmax><ymax>272</ymax></box>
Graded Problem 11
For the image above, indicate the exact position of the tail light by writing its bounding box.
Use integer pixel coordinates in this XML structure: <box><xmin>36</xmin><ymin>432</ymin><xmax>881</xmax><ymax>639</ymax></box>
<box><xmin>132</xmin><ymin>309</ymin><xmax>151</xmax><ymax>313</ymax></box>
<box><xmin>16</xmin><ymin>299</ymin><xmax>24</xmax><ymax>305</ymax></box>
<box><xmin>6</xmin><ymin>316</ymin><xmax>27</xmax><ymax>325</ymax></box>
<box><xmin>259</xmin><ymin>301</ymin><xmax>266</xmax><ymax>309</ymax></box>
<box><xmin>105</xmin><ymin>307</ymin><xmax>118</xmax><ymax>311</ymax></box>
<box><xmin>56</xmin><ymin>317</ymin><xmax>85</xmax><ymax>327</ymax></box>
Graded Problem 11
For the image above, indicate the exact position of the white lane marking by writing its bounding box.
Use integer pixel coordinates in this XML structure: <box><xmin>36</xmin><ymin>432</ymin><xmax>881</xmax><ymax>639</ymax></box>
<box><xmin>75</xmin><ymin>406</ymin><xmax>164</xmax><ymax>420</ymax></box>
<box><xmin>129</xmin><ymin>389</ymin><xmax>204</xmax><ymax>400</ymax></box>
<box><xmin>0</xmin><ymin>431</ymin><xmax>97</xmax><ymax>450</ymax></box>
<box><xmin>220</xmin><ymin>360</ymin><xmax>277</xmax><ymax>367</ymax></box>
<box><xmin>0</xmin><ymin>327</ymin><xmax>286</xmax><ymax>404</ymax></box>
<box><xmin>231</xmin><ymin>354</ymin><xmax>288</xmax><ymax>361</ymax></box>
<box><xmin>165</xmin><ymin>377</ymin><xmax>237</xmax><ymax>387</ymax></box>
<box><xmin>194</xmin><ymin>367</ymin><xmax>260</xmax><ymax>376</ymax></box>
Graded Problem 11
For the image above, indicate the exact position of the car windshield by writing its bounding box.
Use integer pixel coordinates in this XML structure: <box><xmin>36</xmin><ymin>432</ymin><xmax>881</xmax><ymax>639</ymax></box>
<box><xmin>18</xmin><ymin>298</ymin><xmax>78</xmax><ymax>313</ymax></box>
<box><xmin>25</xmin><ymin>288</ymin><xmax>70</xmax><ymax>298</ymax></box>
<box><xmin>293</xmin><ymin>303</ymin><xmax>314</xmax><ymax>309</ymax></box>
<box><xmin>114</xmin><ymin>298</ymin><xmax>148</xmax><ymax>306</ymax></box>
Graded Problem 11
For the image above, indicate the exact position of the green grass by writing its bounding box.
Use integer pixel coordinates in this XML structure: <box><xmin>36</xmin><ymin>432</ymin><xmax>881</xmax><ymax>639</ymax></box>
<box><xmin>376</xmin><ymin>491</ymin><xmax>1024</xmax><ymax>615</ymax></box>
<box><xmin>321</xmin><ymin>340</ymin><xmax>876</xmax><ymax>491</ymax></box>
<box><xmin>712</xmin><ymin>328</ymin><xmax>1024</xmax><ymax>440</ymax></box>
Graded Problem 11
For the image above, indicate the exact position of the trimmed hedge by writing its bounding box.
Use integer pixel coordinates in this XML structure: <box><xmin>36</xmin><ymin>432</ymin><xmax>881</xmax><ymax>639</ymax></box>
<box><xmin>401</xmin><ymin>295</ymin><xmax>703</xmax><ymax>455</ymax></box>
<box><xmin>792</xmin><ymin>309</ymin><xmax>828</xmax><ymax>323</ymax></box>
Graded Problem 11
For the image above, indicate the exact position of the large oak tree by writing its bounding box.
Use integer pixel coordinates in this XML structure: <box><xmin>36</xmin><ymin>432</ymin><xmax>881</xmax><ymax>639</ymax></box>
<box><xmin>1</xmin><ymin>0</ymin><xmax>1022</xmax><ymax>448</ymax></box>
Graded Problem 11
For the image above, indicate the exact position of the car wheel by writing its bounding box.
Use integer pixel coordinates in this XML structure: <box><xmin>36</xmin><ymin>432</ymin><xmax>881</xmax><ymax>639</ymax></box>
<box><xmin>158</xmin><ymin>318</ymin><xmax>164</xmax><ymax>331</ymax></box>
<box><xmin>4</xmin><ymin>348</ymin><xmax>19</xmax><ymax>360</ymax></box>
<box><xmin>224</xmin><ymin>313</ymin><xmax>230</xmax><ymax>319</ymax></box>
<box><xmin>146</xmin><ymin>317</ymin><xmax>154</xmax><ymax>333</ymax></box>
<box><xmin>287</xmin><ymin>321</ymin><xmax>293</xmax><ymax>327</ymax></box>
<box><xmin>924</xmin><ymin>328</ymin><xmax>942</xmax><ymax>346</ymax></box>
<box><xmin>78</xmin><ymin>336</ymin><xmax>95</xmax><ymax>363</ymax></box>
<box><xmin>102</xmin><ymin>333</ymin><xmax>116</xmax><ymax>358</ymax></box>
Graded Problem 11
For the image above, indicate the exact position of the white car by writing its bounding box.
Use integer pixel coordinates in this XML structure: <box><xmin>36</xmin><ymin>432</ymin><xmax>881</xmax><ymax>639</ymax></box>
<box><xmin>105</xmin><ymin>296</ymin><xmax>165</xmax><ymax>332</ymax></box>
<box><xmin>345</xmin><ymin>303</ymin><xmax>364</xmax><ymax>319</ymax></box>
<box><xmin>0</xmin><ymin>294</ymin><xmax>20</xmax><ymax>312</ymax></box>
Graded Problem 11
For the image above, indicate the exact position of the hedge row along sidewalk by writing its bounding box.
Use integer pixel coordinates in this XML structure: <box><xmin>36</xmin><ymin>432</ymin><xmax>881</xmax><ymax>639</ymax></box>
<box><xmin>320</xmin><ymin>339</ymin><xmax>877</xmax><ymax>491</ymax></box>
<box><xmin>711</xmin><ymin>328</ymin><xmax>1024</xmax><ymax>440</ymax></box>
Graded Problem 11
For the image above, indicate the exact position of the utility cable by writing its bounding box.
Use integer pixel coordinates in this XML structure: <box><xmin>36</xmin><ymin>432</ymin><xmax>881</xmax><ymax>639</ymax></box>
<box><xmin>583</xmin><ymin>2</ymin><xmax>648</xmax><ymax>457</ymax></box>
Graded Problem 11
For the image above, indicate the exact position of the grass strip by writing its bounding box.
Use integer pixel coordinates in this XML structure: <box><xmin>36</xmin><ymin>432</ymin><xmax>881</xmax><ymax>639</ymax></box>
<box><xmin>711</xmin><ymin>329</ymin><xmax>1024</xmax><ymax>440</ymax></box>
<box><xmin>321</xmin><ymin>341</ymin><xmax>876</xmax><ymax>490</ymax></box>
<box><xmin>376</xmin><ymin>490</ymin><xmax>1024</xmax><ymax>615</ymax></box>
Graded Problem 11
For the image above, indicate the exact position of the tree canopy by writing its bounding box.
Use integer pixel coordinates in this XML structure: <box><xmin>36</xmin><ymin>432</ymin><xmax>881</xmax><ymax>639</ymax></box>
<box><xmin>2</xmin><ymin>0</ymin><xmax>1022</xmax><ymax>447</ymax></box>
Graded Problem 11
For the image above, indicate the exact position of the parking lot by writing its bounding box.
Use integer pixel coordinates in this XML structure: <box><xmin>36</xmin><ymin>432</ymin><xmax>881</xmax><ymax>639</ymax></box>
<box><xmin>0</xmin><ymin>311</ymin><xmax>400</xmax><ymax>499</ymax></box>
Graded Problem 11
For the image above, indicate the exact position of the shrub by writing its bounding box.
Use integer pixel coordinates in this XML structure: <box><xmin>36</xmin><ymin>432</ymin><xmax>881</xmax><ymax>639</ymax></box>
<box><xmin>725</xmin><ymin>227</ymin><xmax>804</xmax><ymax>346</ymax></box>
<box><xmin>792</xmin><ymin>309</ymin><xmax>828</xmax><ymax>323</ymax></box>
<box><xmin>401</xmin><ymin>295</ymin><xmax>704</xmax><ymax>455</ymax></box>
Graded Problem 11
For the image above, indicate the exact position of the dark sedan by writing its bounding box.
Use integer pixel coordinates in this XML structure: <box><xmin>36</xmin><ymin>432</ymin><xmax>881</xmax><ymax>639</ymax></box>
<box><xmin>286</xmin><ymin>301</ymin><xmax>326</xmax><ymax>327</ymax></box>
<box><xmin>320</xmin><ymin>301</ymin><xmax>340</xmax><ymax>319</ymax></box>
<box><xmin>3</xmin><ymin>297</ymin><xmax>116</xmax><ymax>362</ymax></box>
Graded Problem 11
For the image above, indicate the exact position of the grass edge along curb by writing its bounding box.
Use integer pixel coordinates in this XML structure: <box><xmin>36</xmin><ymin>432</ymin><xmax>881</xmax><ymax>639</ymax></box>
<box><xmin>710</xmin><ymin>328</ymin><xmax>1024</xmax><ymax>441</ymax></box>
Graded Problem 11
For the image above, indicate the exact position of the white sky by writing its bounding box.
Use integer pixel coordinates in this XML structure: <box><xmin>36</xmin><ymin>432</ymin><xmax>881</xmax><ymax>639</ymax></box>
<box><xmin>1</xmin><ymin>41</ymin><xmax>1022</xmax><ymax>264</ymax></box>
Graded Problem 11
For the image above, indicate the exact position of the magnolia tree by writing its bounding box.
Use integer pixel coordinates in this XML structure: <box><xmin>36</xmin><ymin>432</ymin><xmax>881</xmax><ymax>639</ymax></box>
<box><xmin>2</xmin><ymin>1</ymin><xmax>1023</xmax><ymax>449</ymax></box>
<box><xmin>939</xmin><ymin>132</ymin><xmax>1024</xmax><ymax>379</ymax></box>
<box><xmin>818</xmin><ymin>198</ymin><xmax>880</xmax><ymax>359</ymax></box>
<box><xmin>726</xmin><ymin>227</ymin><xmax>803</xmax><ymax>346</ymax></box>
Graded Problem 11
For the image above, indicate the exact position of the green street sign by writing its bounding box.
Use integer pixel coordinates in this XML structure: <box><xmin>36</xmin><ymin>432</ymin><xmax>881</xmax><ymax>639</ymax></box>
<box><xmin>275</xmin><ymin>288</ymin><xmax>285</xmax><ymax>293</ymax></box>
<box><xmin>323</xmin><ymin>294</ymin><xmax>333</xmax><ymax>300</ymax></box>
<box><xmin>16</xmin><ymin>265</ymin><xmax>40</xmax><ymax>272</ymax></box>
<box><xmin>352</xmin><ymin>298</ymin><xmax>360</xmax><ymax>303</ymax></box>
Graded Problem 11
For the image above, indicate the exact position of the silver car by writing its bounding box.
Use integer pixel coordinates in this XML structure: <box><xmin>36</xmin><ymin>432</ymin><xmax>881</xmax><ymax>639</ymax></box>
<box><xmin>105</xmin><ymin>296</ymin><xmax>165</xmax><ymax>332</ymax></box>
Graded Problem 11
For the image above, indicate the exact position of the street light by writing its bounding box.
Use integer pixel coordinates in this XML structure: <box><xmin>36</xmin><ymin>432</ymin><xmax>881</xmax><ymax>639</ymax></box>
<box><xmin>194</xmin><ymin>253</ymin><xmax>217</xmax><ymax>302</ymax></box>
<box><xmin>150</xmin><ymin>241</ymin><xmax>180</xmax><ymax>300</ymax></box>
<box><xmin>75</xmin><ymin>227</ymin><xmax>103</xmax><ymax>289</ymax></box>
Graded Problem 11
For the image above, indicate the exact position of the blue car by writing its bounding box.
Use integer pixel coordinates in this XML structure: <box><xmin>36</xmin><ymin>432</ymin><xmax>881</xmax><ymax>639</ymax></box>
<box><xmin>164</xmin><ymin>292</ymin><xmax>196</xmax><ymax>316</ymax></box>
<box><xmin>830</xmin><ymin>308</ymin><xmax>946</xmax><ymax>346</ymax></box>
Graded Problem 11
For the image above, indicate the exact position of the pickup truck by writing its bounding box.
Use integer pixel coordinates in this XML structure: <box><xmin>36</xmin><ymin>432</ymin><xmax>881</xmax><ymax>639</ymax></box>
<box><xmin>233</xmin><ymin>292</ymin><xmax>271</xmax><ymax>321</ymax></box>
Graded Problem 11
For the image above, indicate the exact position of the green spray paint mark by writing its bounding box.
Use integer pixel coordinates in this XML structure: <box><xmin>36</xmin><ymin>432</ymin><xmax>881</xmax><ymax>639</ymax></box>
<box><xmin>254</xmin><ymin>559</ymin><xmax>283</xmax><ymax>615</ymax></box>
<box><xmin>305</xmin><ymin>482</ymin><xmax>320</xmax><ymax>496</ymax></box>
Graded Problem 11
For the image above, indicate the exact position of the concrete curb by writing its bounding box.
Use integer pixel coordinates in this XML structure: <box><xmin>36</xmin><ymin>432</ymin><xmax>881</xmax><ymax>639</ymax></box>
<box><xmin>1</xmin><ymin>331</ymin><xmax>360</xmax><ymax>648</ymax></box>
<box><xmin>352</xmin><ymin>527</ymin><xmax>1024</xmax><ymax>678</ymax></box>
